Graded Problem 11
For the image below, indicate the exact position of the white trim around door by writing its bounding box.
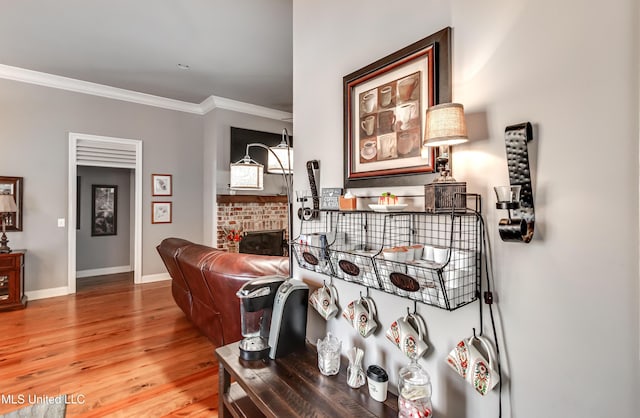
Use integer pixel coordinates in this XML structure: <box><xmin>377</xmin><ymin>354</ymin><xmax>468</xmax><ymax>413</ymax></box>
<box><xmin>68</xmin><ymin>133</ymin><xmax>143</xmax><ymax>294</ymax></box>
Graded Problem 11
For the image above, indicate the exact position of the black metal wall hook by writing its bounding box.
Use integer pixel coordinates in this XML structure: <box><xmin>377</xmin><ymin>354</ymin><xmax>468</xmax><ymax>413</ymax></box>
<box><xmin>406</xmin><ymin>300</ymin><xmax>417</xmax><ymax>316</ymax></box>
<box><xmin>497</xmin><ymin>122</ymin><xmax>535</xmax><ymax>243</ymax></box>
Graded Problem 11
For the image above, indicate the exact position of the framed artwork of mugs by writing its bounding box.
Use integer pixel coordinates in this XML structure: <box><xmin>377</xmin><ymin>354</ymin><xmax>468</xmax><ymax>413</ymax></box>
<box><xmin>343</xmin><ymin>27</ymin><xmax>452</xmax><ymax>188</ymax></box>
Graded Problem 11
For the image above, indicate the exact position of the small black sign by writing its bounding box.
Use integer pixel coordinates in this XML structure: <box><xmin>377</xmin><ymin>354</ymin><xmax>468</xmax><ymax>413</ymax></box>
<box><xmin>390</xmin><ymin>272</ymin><xmax>420</xmax><ymax>292</ymax></box>
<box><xmin>338</xmin><ymin>260</ymin><xmax>360</xmax><ymax>276</ymax></box>
<box><xmin>302</xmin><ymin>252</ymin><xmax>319</xmax><ymax>266</ymax></box>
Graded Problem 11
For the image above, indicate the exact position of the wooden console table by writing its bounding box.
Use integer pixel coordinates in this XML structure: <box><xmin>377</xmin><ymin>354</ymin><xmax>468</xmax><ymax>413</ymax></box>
<box><xmin>0</xmin><ymin>250</ymin><xmax>26</xmax><ymax>311</ymax></box>
<box><xmin>215</xmin><ymin>341</ymin><xmax>398</xmax><ymax>418</ymax></box>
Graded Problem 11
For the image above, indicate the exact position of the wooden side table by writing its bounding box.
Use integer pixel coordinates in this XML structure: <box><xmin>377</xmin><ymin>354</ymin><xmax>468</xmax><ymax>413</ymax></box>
<box><xmin>0</xmin><ymin>250</ymin><xmax>26</xmax><ymax>311</ymax></box>
<box><xmin>215</xmin><ymin>341</ymin><xmax>398</xmax><ymax>418</ymax></box>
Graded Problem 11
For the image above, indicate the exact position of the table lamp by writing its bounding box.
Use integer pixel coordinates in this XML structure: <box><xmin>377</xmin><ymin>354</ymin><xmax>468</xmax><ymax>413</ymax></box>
<box><xmin>423</xmin><ymin>102</ymin><xmax>468</xmax><ymax>182</ymax></box>
<box><xmin>422</xmin><ymin>103</ymin><xmax>468</xmax><ymax>212</ymax></box>
<box><xmin>0</xmin><ymin>194</ymin><xmax>17</xmax><ymax>253</ymax></box>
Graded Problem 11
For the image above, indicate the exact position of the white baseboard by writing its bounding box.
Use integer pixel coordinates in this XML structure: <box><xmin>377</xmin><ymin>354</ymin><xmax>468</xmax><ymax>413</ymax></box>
<box><xmin>76</xmin><ymin>265</ymin><xmax>132</xmax><ymax>278</ymax></box>
<box><xmin>140</xmin><ymin>273</ymin><xmax>171</xmax><ymax>283</ymax></box>
<box><xmin>25</xmin><ymin>286</ymin><xmax>71</xmax><ymax>301</ymax></box>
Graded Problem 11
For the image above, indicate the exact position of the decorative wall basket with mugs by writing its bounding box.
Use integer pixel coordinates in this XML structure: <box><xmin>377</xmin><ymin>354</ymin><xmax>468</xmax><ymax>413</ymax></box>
<box><xmin>343</xmin><ymin>27</ymin><xmax>452</xmax><ymax>189</ymax></box>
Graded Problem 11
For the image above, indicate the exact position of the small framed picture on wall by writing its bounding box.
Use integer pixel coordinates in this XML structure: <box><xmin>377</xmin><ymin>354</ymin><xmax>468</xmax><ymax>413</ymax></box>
<box><xmin>152</xmin><ymin>174</ymin><xmax>172</xmax><ymax>196</ymax></box>
<box><xmin>152</xmin><ymin>202</ymin><xmax>172</xmax><ymax>224</ymax></box>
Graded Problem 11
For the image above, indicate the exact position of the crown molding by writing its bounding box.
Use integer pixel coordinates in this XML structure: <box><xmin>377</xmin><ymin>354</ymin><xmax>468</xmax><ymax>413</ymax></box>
<box><xmin>0</xmin><ymin>64</ymin><xmax>294</xmax><ymax>121</ymax></box>
<box><xmin>206</xmin><ymin>95</ymin><xmax>293</xmax><ymax>121</ymax></box>
<box><xmin>0</xmin><ymin>64</ymin><xmax>202</xmax><ymax>114</ymax></box>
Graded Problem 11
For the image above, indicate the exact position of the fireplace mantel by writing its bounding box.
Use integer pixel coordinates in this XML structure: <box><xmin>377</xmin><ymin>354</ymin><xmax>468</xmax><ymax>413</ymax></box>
<box><xmin>216</xmin><ymin>194</ymin><xmax>287</xmax><ymax>204</ymax></box>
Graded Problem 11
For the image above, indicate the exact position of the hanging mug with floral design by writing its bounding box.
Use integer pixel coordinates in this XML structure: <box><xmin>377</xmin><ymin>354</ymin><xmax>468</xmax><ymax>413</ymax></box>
<box><xmin>385</xmin><ymin>312</ymin><xmax>429</xmax><ymax>359</ymax></box>
<box><xmin>446</xmin><ymin>335</ymin><xmax>500</xmax><ymax>396</ymax></box>
<box><xmin>342</xmin><ymin>296</ymin><xmax>378</xmax><ymax>337</ymax></box>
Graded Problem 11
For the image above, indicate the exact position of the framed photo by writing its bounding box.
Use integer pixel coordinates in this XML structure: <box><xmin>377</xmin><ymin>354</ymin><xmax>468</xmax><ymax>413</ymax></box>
<box><xmin>91</xmin><ymin>185</ymin><xmax>117</xmax><ymax>236</ymax></box>
<box><xmin>343</xmin><ymin>27</ymin><xmax>452</xmax><ymax>189</ymax></box>
<box><xmin>152</xmin><ymin>174</ymin><xmax>172</xmax><ymax>196</ymax></box>
<box><xmin>152</xmin><ymin>201</ymin><xmax>172</xmax><ymax>224</ymax></box>
<box><xmin>0</xmin><ymin>176</ymin><xmax>23</xmax><ymax>231</ymax></box>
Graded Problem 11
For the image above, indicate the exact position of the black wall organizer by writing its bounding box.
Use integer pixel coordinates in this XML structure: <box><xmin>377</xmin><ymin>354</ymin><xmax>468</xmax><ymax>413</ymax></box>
<box><xmin>293</xmin><ymin>195</ymin><xmax>482</xmax><ymax>311</ymax></box>
<box><xmin>497</xmin><ymin>122</ymin><xmax>535</xmax><ymax>243</ymax></box>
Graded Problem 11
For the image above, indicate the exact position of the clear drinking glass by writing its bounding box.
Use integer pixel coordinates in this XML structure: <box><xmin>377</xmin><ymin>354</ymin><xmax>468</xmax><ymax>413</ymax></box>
<box><xmin>317</xmin><ymin>332</ymin><xmax>341</xmax><ymax>376</ymax></box>
<box><xmin>494</xmin><ymin>185</ymin><xmax>521</xmax><ymax>203</ymax></box>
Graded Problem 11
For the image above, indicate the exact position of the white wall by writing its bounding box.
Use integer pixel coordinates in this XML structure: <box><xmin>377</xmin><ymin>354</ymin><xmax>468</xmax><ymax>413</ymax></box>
<box><xmin>293</xmin><ymin>1</ymin><xmax>639</xmax><ymax>417</ymax></box>
<box><xmin>203</xmin><ymin>108</ymin><xmax>293</xmax><ymax>246</ymax></box>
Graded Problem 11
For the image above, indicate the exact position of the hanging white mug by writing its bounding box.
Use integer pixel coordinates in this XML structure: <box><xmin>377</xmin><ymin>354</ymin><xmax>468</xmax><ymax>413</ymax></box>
<box><xmin>385</xmin><ymin>312</ymin><xmax>429</xmax><ymax>359</ymax></box>
<box><xmin>446</xmin><ymin>335</ymin><xmax>500</xmax><ymax>396</ymax></box>
<box><xmin>309</xmin><ymin>283</ymin><xmax>339</xmax><ymax>320</ymax></box>
<box><xmin>342</xmin><ymin>296</ymin><xmax>378</xmax><ymax>337</ymax></box>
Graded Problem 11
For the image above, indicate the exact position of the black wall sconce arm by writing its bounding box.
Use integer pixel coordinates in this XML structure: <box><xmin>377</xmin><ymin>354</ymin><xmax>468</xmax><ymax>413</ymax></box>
<box><xmin>496</xmin><ymin>122</ymin><xmax>535</xmax><ymax>243</ymax></box>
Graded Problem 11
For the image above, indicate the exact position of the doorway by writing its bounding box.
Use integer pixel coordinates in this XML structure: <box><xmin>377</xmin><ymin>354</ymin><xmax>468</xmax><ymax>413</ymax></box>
<box><xmin>67</xmin><ymin>133</ymin><xmax>142</xmax><ymax>294</ymax></box>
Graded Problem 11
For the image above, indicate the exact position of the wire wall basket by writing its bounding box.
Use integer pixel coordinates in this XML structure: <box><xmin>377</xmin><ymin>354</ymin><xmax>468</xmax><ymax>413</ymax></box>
<box><xmin>292</xmin><ymin>196</ymin><xmax>482</xmax><ymax>311</ymax></box>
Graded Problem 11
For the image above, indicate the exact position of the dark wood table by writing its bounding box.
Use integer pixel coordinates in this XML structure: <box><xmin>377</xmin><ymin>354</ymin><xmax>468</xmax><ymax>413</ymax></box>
<box><xmin>215</xmin><ymin>341</ymin><xmax>398</xmax><ymax>418</ymax></box>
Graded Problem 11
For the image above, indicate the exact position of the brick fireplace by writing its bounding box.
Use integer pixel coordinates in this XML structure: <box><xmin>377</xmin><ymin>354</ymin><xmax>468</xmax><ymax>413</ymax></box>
<box><xmin>216</xmin><ymin>195</ymin><xmax>288</xmax><ymax>253</ymax></box>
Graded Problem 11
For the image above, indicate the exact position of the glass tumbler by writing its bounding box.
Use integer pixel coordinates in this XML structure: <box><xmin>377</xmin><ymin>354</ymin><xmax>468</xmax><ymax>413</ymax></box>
<box><xmin>317</xmin><ymin>332</ymin><xmax>341</xmax><ymax>376</ymax></box>
<box><xmin>494</xmin><ymin>185</ymin><xmax>521</xmax><ymax>203</ymax></box>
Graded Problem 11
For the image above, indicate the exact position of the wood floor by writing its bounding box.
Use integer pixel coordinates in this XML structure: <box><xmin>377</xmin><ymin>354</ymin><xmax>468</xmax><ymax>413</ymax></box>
<box><xmin>0</xmin><ymin>273</ymin><xmax>219</xmax><ymax>417</ymax></box>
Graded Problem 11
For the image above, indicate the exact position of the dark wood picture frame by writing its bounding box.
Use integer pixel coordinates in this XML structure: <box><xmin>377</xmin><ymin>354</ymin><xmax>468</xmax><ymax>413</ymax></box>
<box><xmin>0</xmin><ymin>176</ymin><xmax>23</xmax><ymax>231</ymax></box>
<box><xmin>343</xmin><ymin>27</ymin><xmax>452</xmax><ymax>189</ymax></box>
<box><xmin>91</xmin><ymin>185</ymin><xmax>117</xmax><ymax>236</ymax></box>
<box><xmin>152</xmin><ymin>174</ymin><xmax>172</xmax><ymax>196</ymax></box>
<box><xmin>151</xmin><ymin>201</ymin><xmax>172</xmax><ymax>224</ymax></box>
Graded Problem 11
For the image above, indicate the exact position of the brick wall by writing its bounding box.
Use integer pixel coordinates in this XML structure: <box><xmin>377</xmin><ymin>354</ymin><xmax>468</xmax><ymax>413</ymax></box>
<box><xmin>217</xmin><ymin>200</ymin><xmax>288</xmax><ymax>252</ymax></box>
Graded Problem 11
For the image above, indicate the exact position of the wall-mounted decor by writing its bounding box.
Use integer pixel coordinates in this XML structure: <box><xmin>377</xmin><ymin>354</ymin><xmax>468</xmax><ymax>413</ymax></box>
<box><xmin>91</xmin><ymin>185</ymin><xmax>117</xmax><ymax>236</ymax></box>
<box><xmin>0</xmin><ymin>176</ymin><xmax>23</xmax><ymax>231</ymax></box>
<box><xmin>343</xmin><ymin>27</ymin><xmax>452</xmax><ymax>189</ymax></box>
<box><xmin>495</xmin><ymin>122</ymin><xmax>535</xmax><ymax>243</ymax></box>
<box><xmin>152</xmin><ymin>201</ymin><xmax>172</xmax><ymax>224</ymax></box>
<box><xmin>152</xmin><ymin>174</ymin><xmax>172</xmax><ymax>196</ymax></box>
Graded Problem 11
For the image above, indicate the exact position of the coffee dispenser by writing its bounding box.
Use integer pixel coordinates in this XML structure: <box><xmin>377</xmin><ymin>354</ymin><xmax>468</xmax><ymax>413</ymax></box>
<box><xmin>268</xmin><ymin>278</ymin><xmax>309</xmax><ymax>359</ymax></box>
<box><xmin>236</xmin><ymin>276</ymin><xmax>286</xmax><ymax>361</ymax></box>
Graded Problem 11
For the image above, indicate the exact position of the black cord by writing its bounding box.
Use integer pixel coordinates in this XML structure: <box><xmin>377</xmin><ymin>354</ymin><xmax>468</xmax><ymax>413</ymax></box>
<box><xmin>456</xmin><ymin>193</ymin><xmax>502</xmax><ymax>417</ymax></box>
<box><xmin>480</xmin><ymin>214</ymin><xmax>502</xmax><ymax>418</ymax></box>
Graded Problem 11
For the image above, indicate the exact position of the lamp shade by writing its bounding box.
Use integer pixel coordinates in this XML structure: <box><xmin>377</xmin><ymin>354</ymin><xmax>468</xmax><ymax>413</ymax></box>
<box><xmin>423</xmin><ymin>103</ymin><xmax>468</xmax><ymax>147</ymax></box>
<box><xmin>0</xmin><ymin>194</ymin><xmax>17</xmax><ymax>213</ymax></box>
<box><xmin>230</xmin><ymin>158</ymin><xmax>264</xmax><ymax>190</ymax></box>
<box><xmin>267</xmin><ymin>144</ymin><xmax>293</xmax><ymax>174</ymax></box>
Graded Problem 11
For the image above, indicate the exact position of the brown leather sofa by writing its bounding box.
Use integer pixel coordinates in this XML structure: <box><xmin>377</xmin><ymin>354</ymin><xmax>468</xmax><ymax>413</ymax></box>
<box><xmin>156</xmin><ymin>238</ymin><xmax>289</xmax><ymax>346</ymax></box>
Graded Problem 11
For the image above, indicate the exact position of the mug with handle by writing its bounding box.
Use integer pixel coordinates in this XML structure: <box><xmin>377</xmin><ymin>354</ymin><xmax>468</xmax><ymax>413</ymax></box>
<box><xmin>342</xmin><ymin>296</ymin><xmax>378</xmax><ymax>337</ymax></box>
<box><xmin>385</xmin><ymin>312</ymin><xmax>429</xmax><ymax>359</ymax></box>
<box><xmin>309</xmin><ymin>283</ymin><xmax>339</xmax><ymax>320</ymax></box>
<box><xmin>446</xmin><ymin>335</ymin><xmax>500</xmax><ymax>396</ymax></box>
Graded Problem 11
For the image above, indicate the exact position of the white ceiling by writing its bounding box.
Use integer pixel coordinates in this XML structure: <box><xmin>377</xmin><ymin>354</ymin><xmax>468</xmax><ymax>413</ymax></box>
<box><xmin>0</xmin><ymin>0</ymin><xmax>293</xmax><ymax>112</ymax></box>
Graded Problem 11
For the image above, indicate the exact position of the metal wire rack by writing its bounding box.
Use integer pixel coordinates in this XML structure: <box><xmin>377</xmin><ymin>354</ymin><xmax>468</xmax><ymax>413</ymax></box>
<box><xmin>292</xmin><ymin>195</ymin><xmax>482</xmax><ymax>311</ymax></box>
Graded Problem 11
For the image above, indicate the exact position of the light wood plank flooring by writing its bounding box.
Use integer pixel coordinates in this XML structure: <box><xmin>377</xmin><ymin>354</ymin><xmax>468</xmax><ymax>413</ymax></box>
<box><xmin>0</xmin><ymin>273</ymin><xmax>219</xmax><ymax>417</ymax></box>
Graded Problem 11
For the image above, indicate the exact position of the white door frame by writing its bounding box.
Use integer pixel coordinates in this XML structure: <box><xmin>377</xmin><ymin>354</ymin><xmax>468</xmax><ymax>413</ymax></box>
<box><xmin>68</xmin><ymin>133</ymin><xmax>143</xmax><ymax>293</ymax></box>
